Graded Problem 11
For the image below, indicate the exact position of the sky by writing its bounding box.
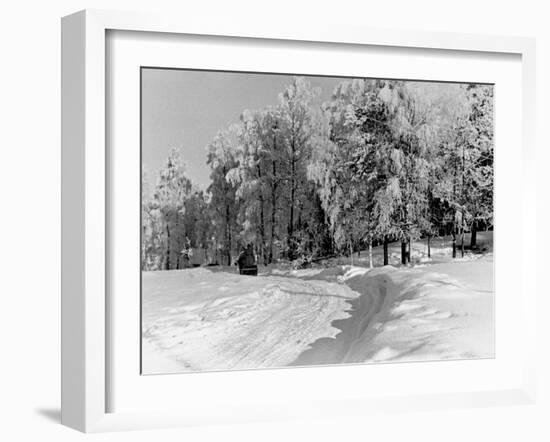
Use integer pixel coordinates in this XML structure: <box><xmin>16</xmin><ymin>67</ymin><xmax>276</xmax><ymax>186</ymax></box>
<box><xmin>141</xmin><ymin>69</ymin><xmax>343</xmax><ymax>190</ymax></box>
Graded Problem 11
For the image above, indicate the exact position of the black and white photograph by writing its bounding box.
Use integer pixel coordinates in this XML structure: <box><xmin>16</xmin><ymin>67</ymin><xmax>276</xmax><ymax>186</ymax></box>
<box><xmin>140</xmin><ymin>69</ymin><xmax>494</xmax><ymax>375</ymax></box>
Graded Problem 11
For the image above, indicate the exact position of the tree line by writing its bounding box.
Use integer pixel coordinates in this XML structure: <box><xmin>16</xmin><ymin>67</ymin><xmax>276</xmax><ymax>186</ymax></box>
<box><xmin>142</xmin><ymin>77</ymin><xmax>493</xmax><ymax>271</ymax></box>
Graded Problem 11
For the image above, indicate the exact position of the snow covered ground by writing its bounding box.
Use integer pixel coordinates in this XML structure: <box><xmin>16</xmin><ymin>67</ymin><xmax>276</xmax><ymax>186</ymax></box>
<box><xmin>142</xmin><ymin>232</ymin><xmax>494</xmax><ymax>374</ymax></box>
<box><xmin>291</xmin><ymin>257</ymin><xmax>494</xmax><ymax>365</ymax></box>
<box><xmin>142</xmin><ymin>269</ymin><xmax>359</xmax><ymax>373</ymax></box>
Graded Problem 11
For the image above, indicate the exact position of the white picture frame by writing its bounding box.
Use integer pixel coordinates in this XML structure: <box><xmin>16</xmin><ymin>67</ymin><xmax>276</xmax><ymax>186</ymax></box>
<box><xmin>61</xmin><ymin>9</ymin><xmax>537</xmax><ymax>433</ymax></box>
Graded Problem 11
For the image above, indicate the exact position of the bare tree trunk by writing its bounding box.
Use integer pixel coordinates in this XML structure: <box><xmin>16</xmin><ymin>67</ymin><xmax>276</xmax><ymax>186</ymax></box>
<box><xmin>401</xmin><ymin>240</ymin><xmax>407</xmax><ymax>265</ymax></box>
<box><xmin>427</xmin><ymin>235</ymin><xmax>431</xmax><ymax>258</ymax></box>
<box><xmin>470</xmin><ymin>220</ymin><xmax>477</xmax><ymax>248</ymax></box>
<box><xmin>383</xmin><ymin>236</ymin><xmax>389</xmax><ymax>266</ymax></box>
<box><xmin>452</xmin><ymin>226</ymin><xmax>457</xmax><ymax>259</ymax></box>
<box><xmin>227</xmin><ymin>226</ymin><xmax>232</xmax><ymax>266</ymax></box>
<box><xmin>269</xmin><ymin>133</ymin><xmax>278</xmax><ymax>264</ymax></box>
<box><xmin>368</xmin><ymin>240</ymin><xmax>373</xmax><ymax>269</ymax></box>
<box><xmin>269</xmin><ymin>204</ymin><xmax>276</xmax><ymax>264</ymax></box>
<box><xmin>349</xmin><ymin>240</ymin><xmax>353</xmax><ymax>266</ymax></box>
<box><xmin>407</xmin><ymin>237</ymin><xmax>411</xmax><ymax>263</ymax></box>
<box><xmin>257</xmin><ymin>165</ymin><xmax>266</xmax><ymax>265</ymax></box>
<box><xmin>288</xmin><ymin>156</ymin><xmax>296</xmax><ymax>260</ymax></box>
<box><xmin>461</xmin><ymin>142</ymin><xmax>466</xmax><ymax>259</ymax></box>
<box><xmin>460</xmin><ymin>222</ymin><xmax>465</xmax><ymax>258</ymax></box>
<box><xmin>225</xmin><ymin>203</ymin><xmax>232</xmax><ymax>266</ymax></box>
<box><xmin>165</xmin><ymin>223</ymin><xmax>171</xmax><ymax>270</ymax></box>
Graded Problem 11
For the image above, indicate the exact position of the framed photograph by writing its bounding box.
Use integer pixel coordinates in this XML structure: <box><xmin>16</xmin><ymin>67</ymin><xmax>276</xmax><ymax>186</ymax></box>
<box><xmin>61</xmin><ymin>9</ymin><xmax>537</xmax><ymax>432</ymax></box>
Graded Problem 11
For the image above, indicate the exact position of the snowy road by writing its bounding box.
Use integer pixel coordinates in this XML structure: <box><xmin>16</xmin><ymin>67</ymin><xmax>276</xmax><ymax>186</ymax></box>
<box><xmin>291</xmin><ymin>268</ymin><xmax>392</xmax><ymax>366</ymax></box>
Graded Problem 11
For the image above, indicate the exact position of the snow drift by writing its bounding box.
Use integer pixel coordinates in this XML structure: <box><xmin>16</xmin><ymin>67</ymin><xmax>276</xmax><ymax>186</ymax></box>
<box><xmin>293</xmin><ymin>257</ymin><xmax>494</xmax><ymax>365</ymax></box>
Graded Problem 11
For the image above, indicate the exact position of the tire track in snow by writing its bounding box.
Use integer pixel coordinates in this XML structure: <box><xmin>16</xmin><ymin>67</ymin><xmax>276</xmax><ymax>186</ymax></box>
<box><xmin>290</xmin><ymin>272</ymin><xmax>392</xmax><ymax>366</ymax></box>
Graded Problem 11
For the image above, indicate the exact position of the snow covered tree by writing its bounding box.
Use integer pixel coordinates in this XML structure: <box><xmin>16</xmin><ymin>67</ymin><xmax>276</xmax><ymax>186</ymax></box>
<box><xmin>143</xmin><ymin>76</ymin><xmax>494</xmax><ymax>271</ymax></box>
<box><xmin>463</xmin><ymin>85</ymin><xmax>494</xmax><ymax>247</ymax></box>
<box><xmin>260</xmin><ymin>107</ymin><xmax>285</xmax><ymax>263</ymax></box>
<box><xmin>142</xmin><ymin>168</ymin><xmax>165</xmax><ymax>270</ymax></box>
<box><xmin>431</xmin><ymin>84</ymin><xmax>492</xmax><ymax>257</ymax></box>
<box><xmin>182</xmin><ymin>189</ymin><xmax>211</xmax><ymax>263</ymax></box>
<box><xmin>206</xmin><ymin>128</ymin><xmax>240</xmax><ymax>266</ymax></box>
<box><xmin>309</xmin><ymin>80</ymin><xmax>378</xmax><ymax>265</ymax></box>
<box><xmin>276</xmin><ymin>77</ymin><xmax>325</xmax><ymax>260</ymax></box>
<box><xmin>226</xmin><ymin>110</ymin><xmax>270</xmax><ymax>264</ymax></box>
<box><xmin>151</xmin><ymin>148</ymin><xmax>194</xmax><ymax>269</ymax></box>
<box><xmin>379</xmin><ymin>81</ymin><xmax>433</xmax><ymax>263</ymax></box>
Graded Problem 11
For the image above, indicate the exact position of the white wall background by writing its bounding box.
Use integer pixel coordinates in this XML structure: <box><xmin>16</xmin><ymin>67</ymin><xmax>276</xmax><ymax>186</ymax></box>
<box><xmin>0</xmin><ymin>1</ymin><xmax>547</xmax><ymax>441</ymax></box>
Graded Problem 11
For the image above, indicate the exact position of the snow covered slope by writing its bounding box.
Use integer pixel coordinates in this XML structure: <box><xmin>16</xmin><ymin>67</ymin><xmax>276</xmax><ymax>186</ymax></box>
<box><xmin>142</xmin><ymin>253</ymin><xmax>494</xmax><ymax>373</ymax></box>
<box><xmin>292</xmin><ymin>257</ymin><xmax>494</xmax><ymax>365</ymax></box>
<box><xmin>142</xmin><ymin>268</ymin><xmax>359</xmax><ymax>374</ymax></box>
<box><xmin>361</xmin><ymin>257</ymin><xmax>494</xmax><ymax>363</ymax></box>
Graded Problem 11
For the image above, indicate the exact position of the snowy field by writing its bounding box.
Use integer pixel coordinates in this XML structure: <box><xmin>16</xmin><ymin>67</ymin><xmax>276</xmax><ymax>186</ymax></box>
<box><xmin>142</xmin><ymin>232</ymin><xmax>494</xmax><ymax>374</ymax></box>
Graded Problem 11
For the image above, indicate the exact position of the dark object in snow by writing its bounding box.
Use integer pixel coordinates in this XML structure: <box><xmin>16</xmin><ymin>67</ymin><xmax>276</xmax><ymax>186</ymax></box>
<box><xmin>293</xmin><ymin>255</ymin><xmax>313</xmax><ymax>270</ymax></box>
<box><xmin>237</xmin><ymin>244</ymin><xmax>258</xmax><ymax>276</ymax></box>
